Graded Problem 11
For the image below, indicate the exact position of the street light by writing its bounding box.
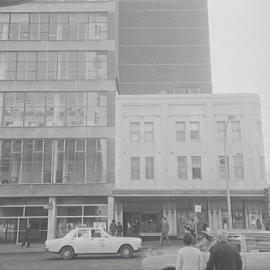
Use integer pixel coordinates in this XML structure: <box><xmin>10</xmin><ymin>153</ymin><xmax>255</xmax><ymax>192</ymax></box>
<box><xmin>224</xmin><ymin>114</ymin><xmax>236</xmax><ymax>229</ymax></box>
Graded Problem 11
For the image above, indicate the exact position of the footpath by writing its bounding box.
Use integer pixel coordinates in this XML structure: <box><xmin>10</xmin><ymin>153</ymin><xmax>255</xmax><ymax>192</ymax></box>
<box><xmin>0</xmin><ymin>240</ymin><xmax>181</xmax><ymax>255</ymax></box>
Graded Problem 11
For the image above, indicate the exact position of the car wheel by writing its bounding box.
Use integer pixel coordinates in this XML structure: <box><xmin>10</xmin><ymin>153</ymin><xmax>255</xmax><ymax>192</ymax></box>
<box><xmin>60</xmin><ymin>246</ymin><xmax>75</xmax><ymax>260</ymax></box>
<box><xmin>120</xmin><ymin>245</ymin><xmax>133</xmax><ymax>258</ymax></box>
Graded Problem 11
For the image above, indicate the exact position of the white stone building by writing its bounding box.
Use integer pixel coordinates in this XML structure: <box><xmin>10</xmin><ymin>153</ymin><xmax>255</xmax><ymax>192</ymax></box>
<box><xmin>114</xmin><ymin>93</ymin><xmax>268</xmax><ymax>237</ymax></box>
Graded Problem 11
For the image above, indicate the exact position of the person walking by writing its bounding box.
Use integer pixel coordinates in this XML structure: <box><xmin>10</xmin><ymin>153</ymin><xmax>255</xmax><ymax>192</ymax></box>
<box><xmin>109</xmin><ymin>219</ymin><xmax>117</xmax><ymax>236</ymax></box>
<box><xmin>116</xmin><ymin>221</ymin><xmax>123</xmax><ymax>237</ymax></box>
<box><xmin>189</xmin><ymin>219</ymin><xmax>196</xmax><ymax>243</ymax></box>
<box><xmin>21</xmin><ymin>224</ymin><xmax>31</xmax><ymax>248</ymax></box>
<box><xmin>159</xmin><ymin>217</ymin><xmax>170</xmax><ymax>246</ymax></box>
<box><xmin>205</xmin><ymin>230</ymin><xmax>242</xmax><ymax>270</ymax></box>
<box><xmin>126</xmin><ymin>222</ymin><xmax>134</xmax><ymax>237</ymax></box>
<box><xmin>176</xmin><ymin>233</ymin><xmax>203</xmax><ymax>270</ymax></box>
<box><xmin>256</xmin><ymin>219</ymin><xmax>262</xmax><ymax>230</ymax></box>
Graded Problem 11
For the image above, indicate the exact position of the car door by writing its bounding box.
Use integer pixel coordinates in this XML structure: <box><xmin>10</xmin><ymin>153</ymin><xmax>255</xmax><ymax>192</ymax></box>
<box><xmin>89</xmin><ymin>228</ymin><xmax>107</xmax><ymax>253</ymax></box>
<box><xmin>244</xmin><ymin>234</ymin><xmax>270</xmax><ymax>270</ymax></box>
<box><xmin>71</xmin><ymin>229</ymin><xmax>92</xmax><ymax>254</ymax></box>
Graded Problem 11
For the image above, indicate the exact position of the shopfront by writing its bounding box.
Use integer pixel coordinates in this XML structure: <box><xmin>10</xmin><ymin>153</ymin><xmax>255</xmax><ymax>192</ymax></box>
<box><xmin>0</xmin><ymin>205</ymin><xmax>48</xmax><ymax>244</ymax></box>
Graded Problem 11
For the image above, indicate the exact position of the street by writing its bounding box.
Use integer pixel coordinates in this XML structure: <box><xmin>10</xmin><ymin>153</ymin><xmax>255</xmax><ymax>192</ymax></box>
<box><xmin>0</xmin><ymin>253</ymin><xmax>143</xmax><ymax>270</ymax></box>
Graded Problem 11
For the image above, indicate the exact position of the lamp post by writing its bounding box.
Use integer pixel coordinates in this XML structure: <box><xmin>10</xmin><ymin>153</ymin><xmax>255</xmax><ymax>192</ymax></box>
<box><xmin>224</xmin><ymin>114</ymin><xmax>236</xmax><ymax>229</ymax></box>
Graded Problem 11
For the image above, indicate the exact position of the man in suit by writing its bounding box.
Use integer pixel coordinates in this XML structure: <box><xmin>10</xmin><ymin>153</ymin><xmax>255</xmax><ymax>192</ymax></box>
<box><xmin>205</xmin><ymin>230</ymin><xmax>242</xmax><ymax>270</ymax></box>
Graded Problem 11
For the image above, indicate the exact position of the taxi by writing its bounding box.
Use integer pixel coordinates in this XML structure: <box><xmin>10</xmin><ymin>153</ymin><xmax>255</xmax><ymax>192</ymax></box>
<box><xmin>45</xmin><ymin>227</ymin><xmax>142</xmax><ymax>259</ymax></box>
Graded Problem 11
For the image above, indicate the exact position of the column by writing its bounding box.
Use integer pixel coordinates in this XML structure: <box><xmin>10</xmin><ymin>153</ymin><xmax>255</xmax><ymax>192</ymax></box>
<box><xmin>108</xmin><ymin>196</ymin><xmax>115</xmax><ymax>229</ymax></box>
<box><xmin>47</xmin><ymin>197</ymin><xmax>57</xmax><ymax>240</ymax></box>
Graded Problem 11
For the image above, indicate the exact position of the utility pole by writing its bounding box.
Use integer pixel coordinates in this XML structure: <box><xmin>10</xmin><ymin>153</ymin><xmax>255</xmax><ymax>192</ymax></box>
<box><xmin>224</xmin><ymin>115</ymin><xmax>236</xmax><ymax>229</ymax></box>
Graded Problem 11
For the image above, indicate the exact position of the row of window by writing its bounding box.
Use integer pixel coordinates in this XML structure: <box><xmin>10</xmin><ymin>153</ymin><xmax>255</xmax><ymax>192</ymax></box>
<box><xmin>130</xmin><ymin>120</ymin><xmax>263</xmax><ymax>143</ymax></box>
<box><xmin>0</xmin><ymin>12</ymin><xmax>108</xmax><ymax>41</ymax></box>
<box><xmin>0</xmin><ymin>92</ymin><xmax>108</xmax><ymax>127</ymax></box>
<box><xmin>0</xmin><ymin>139</ymin><xmax>107</xmax><ymax>185</ymax></box>
<box><xmin>130</xmin><ymin>154</ymin><xmax>249</xmax><ymax>180</ymax></box>
<box><xmin>0</xmin><ymin>51</ymin><xmax>107</xmax><ymax>80</ymax></box>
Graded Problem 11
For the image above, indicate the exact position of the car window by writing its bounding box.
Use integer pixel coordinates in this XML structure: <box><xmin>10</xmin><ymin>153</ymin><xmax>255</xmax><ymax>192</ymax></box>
<box><xmin>246</xmin><ymin>235</ymin><xmax>270</xmax><ymax>252</ymax></box>
<box><xmin>228</xmin><ymin>235</ymin><xmax>241</xmax><ymax>252</ymax></box>
<box><xmin>77</xmin><ymin>229</ymin><xmax>90</xmax><ymax>238</ymax></box>
<box><xmin>91</xmin><ymin>229</ymin><xmax>102</xmax><ymax>238</ymax></box>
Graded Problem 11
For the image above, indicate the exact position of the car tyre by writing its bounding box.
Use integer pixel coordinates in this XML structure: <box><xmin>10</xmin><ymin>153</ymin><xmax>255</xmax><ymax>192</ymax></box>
<box><xmin>120</xmin><ymin>244</ymin><xmax>133</xmax><ymax>258</ymax></box>
<box><xmin>60</xmin><ymin>246</ymin><xmax>75</xmax><ymax>260</ymax></box>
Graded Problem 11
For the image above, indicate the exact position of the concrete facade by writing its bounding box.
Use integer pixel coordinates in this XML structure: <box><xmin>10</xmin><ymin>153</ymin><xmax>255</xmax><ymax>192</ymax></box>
<box><xmin>114</xmin><ymin>94</ymin><xmax>268</xmax><ymax>236</ymax></box>
<box><xmin>0</xmin><ymin>0</ymin><xmax>117</xmax><ymax>243</ymax></box>
<box><xmin>119</xmin><ymin>0</ymin><xmax>212</xmax><ymax>94</ymax></box>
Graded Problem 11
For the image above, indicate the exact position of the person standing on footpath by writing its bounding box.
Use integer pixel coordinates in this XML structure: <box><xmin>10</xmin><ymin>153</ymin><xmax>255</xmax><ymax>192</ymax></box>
<box><xmin>159</xmin><ymin>217</ymin><xmax>170</xmax><ymax>246</ymax></box>
<box><xmin>205</xmin><ymin>230</ymin><xmax>242</xmax><ymax>270</ymax></box>
<box><xmin>116</xmin><ymin>221</ymin><xmax>123</xmax><ymax>237</ymax></box>
<box><xmin>176</xmin><ymin>233</ymin><xmax>203</xmax><ymax>270</ymax></box>
<box><xmin>109</xmin><ymin>219</ymin><xmax>117</xmax><ymax>236</ymax></box>
<box><xmin>21</xmin><ymin>224</ymin><xmax>31</xmax><ymax>248</ymax></box>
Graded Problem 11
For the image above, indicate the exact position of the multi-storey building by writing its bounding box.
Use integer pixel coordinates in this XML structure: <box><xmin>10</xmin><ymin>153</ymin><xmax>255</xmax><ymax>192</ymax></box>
<box><xmin>114</xmin><ymin>94</ymin><xmax>268</xmax><ymax>237</ymax></box>
<box><xmin>119</xmin><ymin>0</ymin><xmax>212</xmax><ymax>94</ymax></box>
<box><xmin>0</xmin><ymin>0</ymin><xmax>117</xmax><ymax>243</ymax></box>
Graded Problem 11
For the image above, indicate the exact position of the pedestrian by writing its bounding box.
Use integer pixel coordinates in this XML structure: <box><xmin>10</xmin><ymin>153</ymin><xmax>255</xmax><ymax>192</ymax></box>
<box><xmin>109</xmin><ymin>219</ymin><xmax>117</xmax><ymax>236</ymax></box>
<box><xmin>256</xmin><ymin>219</ymin><xmax>262</xmax><ymax>230</ymax></box>
<box><xmin>205</xmin><ymin>230</ymin><xmax>242</xmax><ymax>270</ymax></box>
<box><xmin>223</xmin><ymin>219</ymin><xmax>228</xmax><ymax>230</ymax></box>
<box><xmin>176</xmin><ymin>233</ymin><xmax>203</xmax><ymax>270</ymax></box>
<box><xmin>133</xmin><ymin>219</ymin><xmax>140</xmax><ymax>237</ymax></box>
<box><xmin>189</xmin><ymin>219</ymin><xmax>196</xmax><ymax>243</ymax></box>
<box><xmin>126</xmin><ymin>222</ymin><xmax>134</xmax><ymax>236</ymax></box>
<box><xmin>116</xmin><ymin>221</ymin><xmax>123</xmax><ymax>237</ymax></box>
<box><xmin>159</xmin><ymin>217</ymin><xmax>170</xmax><ymax>246</ymax></box>
<box><xmin>21</xmin><ymin>224</ymin><xmax>31</xmax><ymax>248</ymax></box>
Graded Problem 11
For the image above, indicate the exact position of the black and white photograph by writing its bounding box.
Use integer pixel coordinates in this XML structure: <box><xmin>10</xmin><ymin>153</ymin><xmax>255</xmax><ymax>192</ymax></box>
<box><xmin>0</xmin><ymin>0</ymin><xmax>269</xmax><ymax>269</ymax></box>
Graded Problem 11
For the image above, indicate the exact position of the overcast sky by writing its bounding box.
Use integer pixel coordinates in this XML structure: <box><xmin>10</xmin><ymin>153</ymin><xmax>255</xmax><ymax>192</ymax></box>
<box><xmin>208</xmin><ymin>0</ymin><xmax>270</xmax><ymax>171</ymax></box>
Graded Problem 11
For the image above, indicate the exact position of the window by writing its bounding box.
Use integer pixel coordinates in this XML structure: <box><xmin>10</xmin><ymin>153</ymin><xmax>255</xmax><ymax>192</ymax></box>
<box><xmin>191</xmin><ymin>156</ymin><xmax>201</xmax><ymax>179</ymax></box>
<box><xmin>218</xmin><ymin>156</ymin><xmax>228</xmax><ymax>179</ymax></box>
<box><xmin>176</xmin><ymin>122</ymin><xmax>185</xmax><ymax>142</ymax></box>
<box><xmin>190</xmin><ymin>121</ymin><xmax>200</xmax><ymax>141</ymax></box>
<box><xmin>131</xmin><ymin>157</ymin><xmax>140</xmax><ymax>180</ymax></box>
<box><xmin>233</xmin><ymin>154</ymin><xmax>244</xmax><ymax>178</ymax></box>
<box><xmin>0</xmin><ymin>13</ymin><xmax>9</xmax><ymax>40</ymax></box>
<box><xmin>231</xmin><ymin>121</ymin><xmax>241</xmax><ymax>141</ymax></box>
<box><xmin>145</xmin><ymin>157</ymin><xmax>154</xmax><ymax>179</ymax></box>
<box><xmin>130</xmin><ymin>122</ymin><xmax>140</xmax><ymax>142</ymax></box>
<box><xmin>144</xmin><ymin>122</ymin><xmax>154</xmax><ymax>142</ymax></box>
<box><xmin>1</xmin><ymin>91</ymin><xmax>108</xmax><ymax>127</ymax></box>
<box><xmin>177</xmin><ymin>156</ymin><xmax>187</xmax><ymax>179</ymax></box>
<box><xmin>0</xmin><ymin>51</ymin><xmax>108</xmax><ymax>81</ymax></box>
<box><xmin>260</xmin><ymin>156</ymin><xmax>266</xmax><ymax>178</ymax></box>
<box><xmin>217</xmin><ymin>121</ymin><xmax>226</xmax><ymax>141</ymax></box>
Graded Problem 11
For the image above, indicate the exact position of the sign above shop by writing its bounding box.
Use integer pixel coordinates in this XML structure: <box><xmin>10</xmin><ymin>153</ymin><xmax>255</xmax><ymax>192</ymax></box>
<box><xmin>195</xmin><ymin>205</ymin><xmax>202</xmax><ymax>213</ymax></box>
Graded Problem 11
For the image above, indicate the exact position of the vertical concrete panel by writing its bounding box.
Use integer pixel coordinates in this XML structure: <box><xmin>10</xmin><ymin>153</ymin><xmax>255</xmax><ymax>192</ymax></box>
<box><xmin>108</xmin><ymin>196</ymin><xmax>115</xmax><ymax>228</ymax></box>
<box><xmin>47</xmin><ymin>197</ymin><xmax>57</xmax><ymax>240</ymax></box>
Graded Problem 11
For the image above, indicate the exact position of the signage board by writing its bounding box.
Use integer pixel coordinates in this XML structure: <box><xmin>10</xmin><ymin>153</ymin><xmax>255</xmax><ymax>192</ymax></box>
<box><xmin>195</xmin><ymin>204</ymin><xmax>202</xmax><ymax>213</ymax></box>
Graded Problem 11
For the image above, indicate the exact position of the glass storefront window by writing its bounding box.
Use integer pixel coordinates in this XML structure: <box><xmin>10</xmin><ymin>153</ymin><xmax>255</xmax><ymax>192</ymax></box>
<box><xmin>84</xmin><ymin>205</ymin><xmax>107</xmax><ymax>216</ymax></box>
<box><xmin>0</xmin><ymin>207</ymin><xmax>23</xmax><ymax>217</ymax></box>
<box><xmin>0</xmin><ymin>218</ymin><xmax>17</xmax><ymax>243</ymax></box>
<box><xmin>25</xmin><ymin>207</ymin><xmax>48</xmax><ymax>217</ymax></box>
<box><xmin>57</xmin><ymin>206</ymin><xmax>82</xmax><ymax>217</ymax></box>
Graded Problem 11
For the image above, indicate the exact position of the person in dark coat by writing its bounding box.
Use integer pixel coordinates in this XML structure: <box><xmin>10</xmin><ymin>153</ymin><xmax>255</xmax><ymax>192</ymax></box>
<box><xmin>205</xmin><ymin>230</ymin><xmax>242</xmax><ymax>270</ymax></box>
<box><xmin>21</xmin><ymin>224</ymin><xmax>31</xmax><ymax>248</ymax></box>
<box><xmin>116</xmin><ymin>221</ymin><xmax>123</xmax><ymax>237</ymax></box>
<box><xmin>256</xmin><ymin>219</ymin><xmax>262</xmax><ymax>230</ymax></box>
<box><xmin>109</xmin><ymin>219</ymin><xmax>117</xmax><ymax>236</ymax></box>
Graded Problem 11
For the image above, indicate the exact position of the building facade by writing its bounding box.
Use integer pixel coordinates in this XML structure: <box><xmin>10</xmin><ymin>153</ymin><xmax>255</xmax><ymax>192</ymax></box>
<box><xmin>119</xmin><ymin>0</ymin><xmax>212</xmax><ymax>94</ymax></box>
<box><xmin>114</xmin><ymin>94</ymin><xmax>268</xmax><ymax>237</ymax></box>
<box><xmin>0</xmin><ymin>0</ymin><xmax>117</xmax><ymax>243</ymax></box>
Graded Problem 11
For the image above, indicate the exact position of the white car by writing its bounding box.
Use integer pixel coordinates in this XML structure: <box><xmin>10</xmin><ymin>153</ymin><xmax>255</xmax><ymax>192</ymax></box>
<box><xmin>45</xmin><ymin>227</ymin><xmax>143</xmax><ymax>259</ymax></box>
<box><xmin>143</xmin><ymin>230</ymin><xmax>270</xmax><ymax>270</ymax></box>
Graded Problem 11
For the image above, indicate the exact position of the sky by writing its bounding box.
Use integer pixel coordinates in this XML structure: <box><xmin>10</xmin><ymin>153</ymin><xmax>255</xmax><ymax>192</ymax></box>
<box><xmin>208</xmin><ymin>0</ymin><xmax>270</xmax><ymax>171</ymax></box>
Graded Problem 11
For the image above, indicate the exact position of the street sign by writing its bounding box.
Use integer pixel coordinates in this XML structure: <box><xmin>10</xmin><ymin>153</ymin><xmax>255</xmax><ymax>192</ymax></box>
<box><xmin>195</xmin><ymin>204</ymin><xmax>202</xmax><ymax>213</ymax></box>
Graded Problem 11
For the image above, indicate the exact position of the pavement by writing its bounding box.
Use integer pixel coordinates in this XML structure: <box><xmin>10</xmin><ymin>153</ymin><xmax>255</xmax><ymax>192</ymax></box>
<box><xmin>0</xmin><ymin>240</ymin><xmax>181</xmax><ymax>255</ymax></box>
